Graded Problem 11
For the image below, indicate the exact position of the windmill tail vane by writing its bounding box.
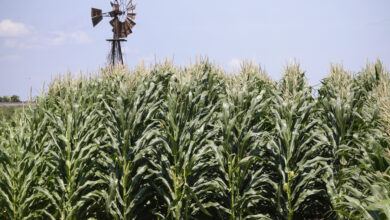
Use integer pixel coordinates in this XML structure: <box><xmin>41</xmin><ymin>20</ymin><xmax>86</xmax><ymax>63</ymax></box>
<box><xmin>91</xmin><ymin>0</ymin><xmax>137</xmax><ymax>66</ymax></box>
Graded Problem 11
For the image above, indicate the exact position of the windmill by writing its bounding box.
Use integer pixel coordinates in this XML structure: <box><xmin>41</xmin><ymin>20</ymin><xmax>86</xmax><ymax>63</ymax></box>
<box><xmin>91</xmin><ymin>0</ymin><xmax>136</xmax><ymax>65</ymax></box>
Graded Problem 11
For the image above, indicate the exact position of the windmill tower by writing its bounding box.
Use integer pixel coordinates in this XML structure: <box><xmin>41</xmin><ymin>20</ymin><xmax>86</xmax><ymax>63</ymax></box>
<box><xmin>91</xmin><ymin>0</ymin><xmax>136</xmax><ymax>65</ymax></box>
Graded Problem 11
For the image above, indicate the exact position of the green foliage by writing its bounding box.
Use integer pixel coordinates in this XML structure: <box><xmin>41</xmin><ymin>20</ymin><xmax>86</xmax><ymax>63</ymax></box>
<box><xmin>10</xmin><ymin>96</ymin><xmax>20</xmax><ymax>103</ymax></box>
<box><xmin>2</xmin><ymin>96</ymin><xmax>10</xmax><ymax>102</ymax></box>
<box><xmin>0</xmin><ymin>60</ymin><xmax>389</xmax><ymax>219</ymax></box>
<box><xmin>0</xmin><ymin>95</ymin><xmax>20</xmax><ymax>103</ymax></box>
<box><xmin>0</xmin><ymin>106</ymin><xmax>21</xmax><ymax>121</ymax></box>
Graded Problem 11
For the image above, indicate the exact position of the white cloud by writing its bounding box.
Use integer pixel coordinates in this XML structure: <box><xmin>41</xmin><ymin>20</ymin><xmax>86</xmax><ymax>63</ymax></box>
<box><xmin>70</xmin><ymin>31</ymin><xmax>90</xmax><ymax>44</ymax></box>
<box><xmin>48</xmin><ymin>31</ymin><xmax>67</xmax><ymax>46</ymax></box>
<box><xmin>18</xmin><ymin>42</ymin><xmax>43</xmax><ymax>49</ymax></box>
<box><xmin>4</xmin><ymin>39</ymin><xmax>17</xmax><ymax>48</ymax></box>
<box><xmin>0</xmin><ymin>19</ymin><xmax>31</xmax><ymax>37</ymax></box>
<box><xmin>2</xmin><ymin>30</ymin><xmax>91</xmax><ymax>49</ymax></box>
<box><xmin>3</xmin><ymin>36</ymin><xmax>42</xmax><ymax>49</ymax></box>
<box><xmin>46</xmin><ymin>31</ymin><xmax>90</xmax><ymax>46</ymax></box>
<box><xmin>0</xmin><ymin>19</ymin><xmax>90</xmax><ymax>49</ymax></box>
<box><xmin>0</xmin><ymin>54</ymin><xmax>22</xmax><ymax>61</ymax></box>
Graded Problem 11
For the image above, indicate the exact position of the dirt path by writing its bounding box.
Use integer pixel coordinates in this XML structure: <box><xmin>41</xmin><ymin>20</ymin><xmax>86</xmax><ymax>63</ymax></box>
<box><xmin>0</xmin><ymin>102</ymin><xmax>32</xmax><ymax>107</ymax></box>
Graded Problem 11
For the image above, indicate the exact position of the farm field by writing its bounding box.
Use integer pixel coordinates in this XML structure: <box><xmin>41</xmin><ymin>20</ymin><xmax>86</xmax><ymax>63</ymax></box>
<box><xmin>0</xmin><ymin>60</ymin><xmax>390</xmax><ymax>219</ymax></box>
<box><xmin>0</xmin><ymin>106</ymin><xmax>22</xmax><ymax>121</ymax></box>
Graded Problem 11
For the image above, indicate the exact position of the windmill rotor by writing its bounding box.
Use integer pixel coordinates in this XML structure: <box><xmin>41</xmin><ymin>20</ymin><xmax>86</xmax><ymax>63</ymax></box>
<box><xmin>91</xmin><ymin>8</ymin><xmax>103</xmax><ymax>27</ymax></box>
<box><xmin>91</xmin><ymin>0</ymin><xmax>137</xmax><ymax>65</ymax></box>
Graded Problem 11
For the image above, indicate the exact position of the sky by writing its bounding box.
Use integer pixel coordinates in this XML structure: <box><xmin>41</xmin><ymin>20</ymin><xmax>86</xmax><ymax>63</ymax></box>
<box><xmin>0</xmin><ymin>0</ymin><xmax>389</xmax><ymax>100</ymax></box>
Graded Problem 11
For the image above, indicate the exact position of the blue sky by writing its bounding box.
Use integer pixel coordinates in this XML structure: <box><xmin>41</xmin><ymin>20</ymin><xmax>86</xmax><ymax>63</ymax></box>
<box><xmin>0</xmin><ymin>0</ymin><xmax>389</xmax><ymax>100</ymax></box>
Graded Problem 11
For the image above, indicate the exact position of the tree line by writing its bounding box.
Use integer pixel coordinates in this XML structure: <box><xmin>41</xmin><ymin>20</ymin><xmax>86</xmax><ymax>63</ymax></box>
<box><xmin>0</xmin><ymin>95</ymin><xmax>21</xmax><ymax>102</ymax></box>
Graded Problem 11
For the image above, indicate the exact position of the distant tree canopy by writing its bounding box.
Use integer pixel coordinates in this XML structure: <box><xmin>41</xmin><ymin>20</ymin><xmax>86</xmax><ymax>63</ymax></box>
<box><xmin>10</xmin><ymin>95</ymin><xmax>20</xmax><ymax>102</ymax></box>
<box><xmin>1</xmin><ymin>96</ymin><xmax>9</xmax><ymax>102</ymax></box>
<box><xmin>0</xmin><ymin>95</ymin><xmax>21</xmax><ymax>102</ymax></box>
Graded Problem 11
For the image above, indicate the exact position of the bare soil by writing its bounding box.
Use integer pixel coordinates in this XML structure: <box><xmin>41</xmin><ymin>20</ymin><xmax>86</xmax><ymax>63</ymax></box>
<box><xmin>0</xmin><ymin>102</ymin><xmax>32</xmax><ymax>107</ymax></box>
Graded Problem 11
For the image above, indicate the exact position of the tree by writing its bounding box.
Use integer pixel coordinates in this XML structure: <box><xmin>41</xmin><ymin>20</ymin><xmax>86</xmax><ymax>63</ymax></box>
<box><xmin>10</xmin><ymin>95</ymin><xmax>20</xmax><ymax>102</ymax></box>
<box><xmin>2</xmin><ymin>96</ymin><xmax>10</xmax><ymax>102</ymax></box>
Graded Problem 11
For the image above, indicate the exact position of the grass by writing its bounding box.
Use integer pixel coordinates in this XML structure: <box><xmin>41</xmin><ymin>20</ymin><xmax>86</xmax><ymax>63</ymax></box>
<box><xmin>0</xmin><ymin>106</ymin><xmax>22</xmax><ymax>121</ymax></box>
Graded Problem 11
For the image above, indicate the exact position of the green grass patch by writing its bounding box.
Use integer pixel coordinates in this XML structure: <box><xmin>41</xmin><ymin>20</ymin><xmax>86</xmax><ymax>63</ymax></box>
<box><xmin>0</xmin><ymin>106</ymin><xmax>22</xmax><ymax>121</ymax></box>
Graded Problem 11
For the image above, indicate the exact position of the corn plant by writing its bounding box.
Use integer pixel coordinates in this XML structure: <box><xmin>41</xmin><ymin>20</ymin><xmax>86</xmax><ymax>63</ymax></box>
<box><xmin>0</xmin><ymin>122</ymin><xmax>43</xmax><ymax>219</ymax></box>
<box><xmin>265</xmin><ymin>64</ymin><xmax>334</xmax><ymax>219</ymax></box>
<box><xmin>33</xmin><ymin>77</ymin><xmax>110</xmax><ymax>219</ymax></box>
<box><xmin>318</xmin><ymin>62</ymin><xmax>390</xmax><ymax>219</ymax></box>
<box><xmin>144</xmin><ymin>63</ymin><xmax>226</xmax><ymax>219</ymax></box>
<box><xmin>0</xmin><ymin>104</ymin><xmax>52</xmax><ymax>219</ymax></box>
<box><xmin>0</xmin><ymin>60</ymin><xmax>389</xmax><ymax>219</ymax></box>
<box><xmin>101</xmin><ymin>71</ymin><xmax>166</xmax><ymax>219</ymax></box>
<box><xmin>206</xmin><ymin>65</ymin><xmax>277</xmax><ymax>219</ymax></box>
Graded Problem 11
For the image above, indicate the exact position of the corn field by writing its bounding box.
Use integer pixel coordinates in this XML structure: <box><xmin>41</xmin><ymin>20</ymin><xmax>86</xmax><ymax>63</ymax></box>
<box><xmin>1</xmin><ymin>60</ymin><xmax>390</xmax><ymax>219</ymax></box>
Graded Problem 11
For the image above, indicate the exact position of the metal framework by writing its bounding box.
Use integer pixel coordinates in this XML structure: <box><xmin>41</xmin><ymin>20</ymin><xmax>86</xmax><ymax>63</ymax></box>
<box><xmin>91</xmin><ymin>0</ymin><xmax>136</xmax><ymax>65</ymax></box>
<box><xmin>107</xmin><ymin>39</ymin><xmax>127</xmax><ymax>65</ymax></box>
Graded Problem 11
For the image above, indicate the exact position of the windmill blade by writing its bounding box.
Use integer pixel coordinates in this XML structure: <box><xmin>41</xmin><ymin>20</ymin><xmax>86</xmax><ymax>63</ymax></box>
<box><xmin>120</xmin><ymin>22</ymin><xmax>133</xmax><ymax>38</ymax></box>
<box><xmin>126</xmin><ymin>0</ymin><xmax>133</xmax><ymax>9</ymax></box>
<box><xmin>127</xmin><ymin>4</ymin><xmax>136</xmax><ymax>11</ymax></box>
<box><xmin>111</xmin><ymin>2</ymin><xmax>120</xmax><ymax>11</ymax></box>
<box><xmin>126</xmin><ymin>18</ymin><xmax>136</xmax><ymax>29</ymax></box>
<box><xmin>92</xmin><ymin>16</ymin><xmax>103</xmax><ymax>27</ymax></box>
<box><xmin>91</xmin><ymin>8</ymin><xmax>102</xmax><ymax>17</ymax></box>
<box><xmin>91</xmin><ymin>8</ymin><xmax>103</xmax><ymax>27</ymax></box>
<box><xmin>127</xmin><ymin>13</ymin><xmax>136</xmax><ymax>20</ymax></box>
<box><xmin>124</xmin><ymin>22</ymin><xmax>133</xmax><ymax>36</ymax></box>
